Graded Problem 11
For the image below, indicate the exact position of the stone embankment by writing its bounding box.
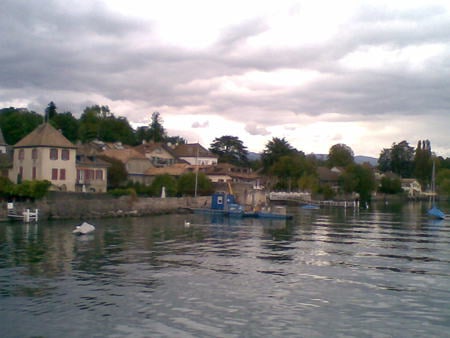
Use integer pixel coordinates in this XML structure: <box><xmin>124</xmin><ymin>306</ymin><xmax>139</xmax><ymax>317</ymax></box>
<box><xmin>0</xmin><ymin>192</ymin><xmax>210</xmax><ymax>221</ymax></box>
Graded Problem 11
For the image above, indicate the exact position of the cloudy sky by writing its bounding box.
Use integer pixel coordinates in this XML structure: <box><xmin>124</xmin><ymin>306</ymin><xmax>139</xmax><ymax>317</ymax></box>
<box><xmin>1</xmin><ymin>0</ymin><xmax>450</xmax><ymax>157</ymax></box>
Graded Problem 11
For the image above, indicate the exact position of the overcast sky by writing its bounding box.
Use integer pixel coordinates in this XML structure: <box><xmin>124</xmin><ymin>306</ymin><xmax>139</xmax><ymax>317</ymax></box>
<box><xmin>1</xmin><ymin>0</ymin><xmax>450</xmax><ymax>157</ymax></box>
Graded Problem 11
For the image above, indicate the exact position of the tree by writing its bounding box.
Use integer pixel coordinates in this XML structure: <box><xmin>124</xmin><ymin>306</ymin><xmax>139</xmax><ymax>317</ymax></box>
<box><xmin>378</xmin><ymin>148</ymin><xmax>391</xmax><ymax>172</ymax></box>
<box><xmin>150</xmin><ymin>174</ymin><xmax>177</xmax><ymax>197</ymax></box>
<box><xmin>99</xmin><ymin>155</ymin><xmax>128</xmax><ymax>189</ymax></box>
<box><xmin>50</xmin><ymin>111</ymin><xmax>79</xmax><ymax>142</ymax></box>
<box><xmin>379</xmin><ymin>176</ymin><xmax>403</xmax><ymax>194</ymax></box>
<box><xmin>436</xmin><ymin>168</ymin><xmax>450</xmax><ymax>195</ymax></box>
<box><xmin>261</xmin><ymin>137</ymin><xmax>295</xmax><ymax>172</ymax></box>
<box><xmin>391</xmin><ymin>140</ymin><xmax>415</xmax><ymax>178</ymax></box>
<box><xmin>0</xmin><ymin>107</ymin><xmax>43</xmax><ymax>144</ymax></box>
<box><xmin>328</xmin><ymin>143</ymin><xmax>354</xmax><ymax>168</ymax></box>
<box><xmin>148</xmin><ymin>112</ymin><xmax>166</xmax><ymax>142</ymax></box>
<box><xmin>177</xmin><ymin>172</ymin><xmax>213</xmax><ymax>196</ymax></box>
<box><xmin>413</xmin><ymin>140</ymin><xmax>432</xmax><ymax>187</ymax></box>
<box><xmin>340</xmin><ymin>163</ymin><xmax>376</xmax><ymax>202</ymax></box>
<box><xmin>45</xmin><ymin>101</ymin><xmax>57</xmax><ymax>121</ymax></box>
<box><xmin>209</xmin><ymin>135</ymin><xmax>249</xmax><ymax>166</ymax></box>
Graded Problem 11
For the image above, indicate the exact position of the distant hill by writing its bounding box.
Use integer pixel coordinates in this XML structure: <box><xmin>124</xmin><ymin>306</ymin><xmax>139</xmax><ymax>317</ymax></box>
<box><xmin>246</xmin><ymin>152</ymin><xmax>377</xmax><ymax>166</ymax></box>
<box><xmin>311</xmin><ymin>154</ymin><xmax>378</xmax><ymax>166</ymax></box>
<box><xmin>248</xmin><ymin>152</ymin><xmax>261</xmax><ymax>161</ymax></box>
<box><xmin>354</xmin><ymin>155</ymin><xmax>378</xmax><ymax>166</ymax></box>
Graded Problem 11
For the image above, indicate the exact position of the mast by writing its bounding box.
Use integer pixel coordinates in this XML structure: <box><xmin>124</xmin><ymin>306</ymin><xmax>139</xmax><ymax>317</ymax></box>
<box><xmin>194</xmin><ymin>143</ymin><xmax>199</xmax><ymax>197</ymax></box>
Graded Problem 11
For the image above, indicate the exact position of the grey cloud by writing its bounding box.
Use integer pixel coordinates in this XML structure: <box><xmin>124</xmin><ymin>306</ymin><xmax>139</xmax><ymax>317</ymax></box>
<box><xmin>1</xmin><ymin>1</ymin><xmax>450</xmax><ymax>156</ymax></box>
<box><xmin>245</xmin><ymin>123</ymin><xmax>270</xmax><ymax>136</ymax></box>
<box><xmin>192</xmin><ymin>121</ymin><xmax>209</xmax><ymax>128</ymax></box>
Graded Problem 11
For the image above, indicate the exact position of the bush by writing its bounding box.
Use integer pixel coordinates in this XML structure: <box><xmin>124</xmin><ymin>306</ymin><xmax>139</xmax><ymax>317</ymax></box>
<box><xmin>108</xmin><ymin>187</ymin><xmax>136</xmax><ymax>197</ymax></box>
<box><xmin>1</xmin><ymin>179</ymin><xmax>51</xmax><ymax>199</ymax></box>
<box><xmin>151</xmin><ymin>174</ymin><xmax>177</xmax><ymax>197</ymax></box>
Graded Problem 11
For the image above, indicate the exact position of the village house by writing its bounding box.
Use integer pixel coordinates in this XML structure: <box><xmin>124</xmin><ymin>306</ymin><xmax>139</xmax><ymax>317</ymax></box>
<box><xmin>75</xmin><ymin>143</ymin><xmax>110</xmax><ymax>193</ymax></box>
<box><xmin>172</xmin><ymin>143</ymin><xmax>218</xmax><ymax>166</ymax></box>
<box><xmin>9</xmin><ymin>123</ymin><xmax>78</xmax><ymax>191</ymax></box>
<box><xmin>317</xmin><ymin>166</ymin><xmax>341</xmax><ymax>191</ymax></box>
<box><xmin>102</xmin><ymin>147</ymin><xmax>153</xmax><ymax>185</ymax></box>
<box><xmin>134</xmin><ymin>142</ymin><xmax>177</xmax><ymax>167</ymax></box>
<box><xmin>401</xmin><ymin>178</ymin><xmax>422</xmax><ymax>198</ymax></box>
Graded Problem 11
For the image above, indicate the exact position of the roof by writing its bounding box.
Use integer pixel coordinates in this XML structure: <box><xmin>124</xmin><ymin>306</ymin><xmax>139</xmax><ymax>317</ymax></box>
<box><xmin>14</xmin><ymin>123</ymin><xmax>76</xmax><ymax>148</ymax></box>
<box><xmin>102</xmin><ymin>148</ymin><xmax>148</xmax><ymax>164</ymax></box>
<box><xmin>0</xmin><ymin>127</ymin><xmax>6</xmax><ymax>145</ymax></box>
<box><xmin>134</xmin><ymin>142</ymin><xmax>176</xmax><ymax>156</ymax></box>
<box><xmin>317</xmin><ymin>166</ymin><xmax>340</xmax><ymax>182</ymax></box>
<box><xmin>76</xmin><ymin>154</ymin><xmax>111</xmax><ymax>168</ymax></box>
<box><xmin>172</xmin><ymin>143</ymin><xmax>217</xmax><ymax>158</ymax></box>
<box><xmin>145</xmin><ymin>163</ymin><xmax>192</xmax><ymax>176</ymax></box>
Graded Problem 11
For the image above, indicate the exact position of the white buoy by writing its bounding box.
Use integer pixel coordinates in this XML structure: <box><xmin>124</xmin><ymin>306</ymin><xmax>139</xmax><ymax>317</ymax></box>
<box><xmin>73</xmin><ymin>222</ymin><xmax>95</xmax><ymax>235</ymax></box>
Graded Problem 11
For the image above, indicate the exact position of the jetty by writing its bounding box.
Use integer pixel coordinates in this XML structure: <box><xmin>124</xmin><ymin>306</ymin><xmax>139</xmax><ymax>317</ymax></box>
<box><xmin>269</xmin><ymin>192</ymin><xmax>359</xmax><ymax>208</ymax></box>
<box><xmin>7</xmin><ymin>203</ymin><xmax>39</xmax><ymax>222</ymax></box>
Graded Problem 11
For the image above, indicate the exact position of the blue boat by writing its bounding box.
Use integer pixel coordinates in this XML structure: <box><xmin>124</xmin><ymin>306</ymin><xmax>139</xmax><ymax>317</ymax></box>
<box><xmin>428</xmin><ymin>205</ymin><xmax>445</xmax><ymax>220</ymax></box>
<box><xmin>255</xmin><ymin>206</ymin><xmax>293</xmax><ymax>219</ymax></box>
<box><xmin>193</xmin><ymin>192</ymin><xmax>244</xmax><ymax>217</ymax></box>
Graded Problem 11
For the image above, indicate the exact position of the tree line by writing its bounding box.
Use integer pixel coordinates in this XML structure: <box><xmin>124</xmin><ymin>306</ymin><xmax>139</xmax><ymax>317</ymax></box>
<box><xmin>1</xmin><ymin>103</ymin><xmax>450</xmax><ymax>199</ymax></box>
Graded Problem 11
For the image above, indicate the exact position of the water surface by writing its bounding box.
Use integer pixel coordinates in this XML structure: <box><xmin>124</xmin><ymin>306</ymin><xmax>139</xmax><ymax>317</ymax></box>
<box><xmin>1</xmin><ymin>201</ymin><xmax>449</xmax><ymax>337</ymax></box>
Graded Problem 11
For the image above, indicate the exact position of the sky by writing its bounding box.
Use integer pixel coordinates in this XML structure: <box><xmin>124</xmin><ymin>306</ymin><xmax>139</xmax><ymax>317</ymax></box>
<box><xmin>1</xmin><ymin>0</ymin><xmax>450</xmax><ymax>158</ymax></box>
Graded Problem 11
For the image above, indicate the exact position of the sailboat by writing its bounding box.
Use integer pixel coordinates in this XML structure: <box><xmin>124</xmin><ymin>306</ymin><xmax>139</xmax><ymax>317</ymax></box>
<box><xmin>428</xmin><ymin>160</ymin><xmax>445</xmax><ymax>219</ymax></box>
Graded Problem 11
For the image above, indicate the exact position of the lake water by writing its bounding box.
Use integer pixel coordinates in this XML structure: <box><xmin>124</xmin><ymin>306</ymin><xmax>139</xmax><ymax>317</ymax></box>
<box><xmin>1</xmin><ymin>201</ymin><xmax>449</xmax><ymax>338</ymax></box>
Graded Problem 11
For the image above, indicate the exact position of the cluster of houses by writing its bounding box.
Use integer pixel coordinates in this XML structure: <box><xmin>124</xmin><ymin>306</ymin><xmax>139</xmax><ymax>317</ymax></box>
<box><xmin>0</xmin><ymin>123</ymin><xmax>424</xmax><ymax>199</ymax></box>
<box><xmin>0</xmin><ymin>123</ymin><xmax>262</xmax><ymax>194</ymax></box>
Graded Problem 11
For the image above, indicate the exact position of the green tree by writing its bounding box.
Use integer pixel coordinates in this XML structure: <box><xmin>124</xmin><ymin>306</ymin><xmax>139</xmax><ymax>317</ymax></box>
<box><xmin>340</xmin><ymin>163</ymin><xmax>376</xmax><ymax>202</ymax></box>
<box><xmin>378</xmin><ymin>176</ymin><xmax>403</xmax><ymax>194</ymax></box>
<box><xmin>436</xmin><ymin>168</ymin><xmax>450</xmax><ymax>195</ymax></box>
<box><xmin>261</xmin><ymin>137</ymin><xmax>295</xmax><ymax>173</ymax></box>
<box><xmin>0</xmin><ymin>107</ymin><xmax>43</xmax><ymax>144</ymax></box>
<box><xmin>0</xmin><ymin>176</ymin><xmax>14</xmax><ymax>197</ymax></box>
<box><xmin>150</xmin><ymin>174</ymin><xmax>178</xmax><ymax>197</ymax></box>
<box><xmin>378</xmin><ymin>148</ymin><xmax>391</xmax><ymax>172</ymax></box>
<box><xmin>99</xmin><ymin>155</ymin><xmax>128</xmax><ymax>189</ymax></box>
<box><xmin>177</xmin><ymin>172</ymin><xmax>213</xmax><ymax>196</ymax></box>
<box><xmin>50</xmin><ymin>111</ymin><xmax>79</xmax><ymax>142</ymax></box>
<box><xmin>391</xmin><ymin>140</ymin><xmax>415</xmax><ymax>178</ymax></box>
<box><xmin>209</xmin><ymin>135</ymin><xmax>249</xmax><ymax>166</ymax></box>
<box><xmin>413</xmin><ymin>140</ymin><xmax>432</xmax><ymax>187</ymax></box>
<box><xmin>327</xmin><ymin>143</ymin><xmax>354</xmax><ymax>168</ymax></box>
<box><xmin>45</xmin><ymin>101</ymin><xmax>57</xmax><ymax>121</ymax></box>
<box><xmin>148</xmin><ymin>112</ymin><xmax>166</xmax><ymax>142</ymax></box>
<box><xmin>78</xmin><ymin>106</ymin><xmax>101</xmax><ymax>142</ymax></box>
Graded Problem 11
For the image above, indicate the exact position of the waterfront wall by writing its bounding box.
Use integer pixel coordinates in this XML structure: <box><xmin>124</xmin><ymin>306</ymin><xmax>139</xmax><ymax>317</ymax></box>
<box><xmin>0</xmin><ymin>192</ymin><xmax>210</xmax><ymax>220</ymax></box>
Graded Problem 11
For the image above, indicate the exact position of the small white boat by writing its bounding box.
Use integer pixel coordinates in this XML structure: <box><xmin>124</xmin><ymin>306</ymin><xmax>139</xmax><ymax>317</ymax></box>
<box><xmin>73</xmin><ymin>222</ymin><xmax>95</xmax><ymax>235</ymax></box>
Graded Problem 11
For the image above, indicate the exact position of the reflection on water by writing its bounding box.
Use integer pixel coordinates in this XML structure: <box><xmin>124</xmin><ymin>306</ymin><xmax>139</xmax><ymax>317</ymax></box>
<box><xmin>1</xmin><ymin>201</ymin><xmax>450</xmax><ymax>337</ymax></box>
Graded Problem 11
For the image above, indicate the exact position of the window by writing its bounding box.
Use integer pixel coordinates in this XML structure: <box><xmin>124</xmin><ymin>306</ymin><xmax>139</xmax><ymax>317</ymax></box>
<box><xmin>61</xmin><ymin>149</ymin><xmax>70</xmax><ymax>160</ymax></box>
<box><xmin>18</xmin><ymin>149</ymin><xmax>24</xmax><ymax>160</ymax></box>
<box><xmin>60</xmin><ymin>169</ymin><xmax>66</xmax><ymax>180</ymax></box>
<box><xmin>50</xmin><ymin>148</ymin><xmax>58</xmax><ymax>160</ymax></box>
<box><xmin>32</xmin><ymin>167</ymin><xmax>36</xmax><ymax>179</ymax></box>
<box><xmin>32</xmin><ymin>148</ymin><xmax>38</xmax><ymax>160</ymax></box>
<box><xmin>52</xmin><ymin>168</ymin><xmax>58</xmax><ymax>180</ymax></box>
<box><xmin>96</xmin><ymin>170</ymin><xmax>103</xmax><ymax>180</ymax></box>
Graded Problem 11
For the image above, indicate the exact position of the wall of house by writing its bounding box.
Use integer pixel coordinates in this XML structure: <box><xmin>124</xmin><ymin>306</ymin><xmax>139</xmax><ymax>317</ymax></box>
<box><xmin>75</xmin><ymin>167</ymin><xmax>108</xmax><ymax>193</ymax></box>
<box><xmin>9</xmin><ymin>147</ymin><xmax>77</xmax><ymax>191</ymax></box>
<box><xmin>182</xmin><ymin>156</ymin><xmax>218</xmax><ymax>166</ymax></box>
